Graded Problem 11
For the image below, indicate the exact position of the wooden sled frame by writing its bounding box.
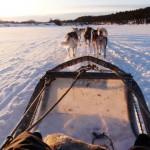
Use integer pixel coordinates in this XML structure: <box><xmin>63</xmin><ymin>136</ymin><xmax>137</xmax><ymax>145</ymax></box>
<box><xmin>15</xmin><ymin>56</ymin><xmax>150</xmax><ymax>137</ymax></box>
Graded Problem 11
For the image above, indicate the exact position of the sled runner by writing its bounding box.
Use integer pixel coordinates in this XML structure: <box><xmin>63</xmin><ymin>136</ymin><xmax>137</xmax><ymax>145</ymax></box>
<box><xmin>2</xmin><ymin>56</ymin><xmax>150</xmax><ymax>150</ymax></box>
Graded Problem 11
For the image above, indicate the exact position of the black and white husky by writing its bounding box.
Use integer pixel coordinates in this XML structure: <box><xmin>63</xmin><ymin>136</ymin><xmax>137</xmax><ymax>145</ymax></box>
<box><xmin>60</xmin><ymin>32</ymin><xmax>78</xmax><ymax>58</ymax></box>
<box><xmin>92</xmin><ymin>28</ymin><xmax>108</xmax><ymax>58</ymax></box>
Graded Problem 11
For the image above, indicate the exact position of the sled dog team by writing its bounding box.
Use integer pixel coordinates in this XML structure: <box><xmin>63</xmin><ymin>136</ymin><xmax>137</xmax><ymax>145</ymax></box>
<box><xmin>60</xmin><ymin>27</ymin><xmax>108</xmax><ymax>58</ymax></box>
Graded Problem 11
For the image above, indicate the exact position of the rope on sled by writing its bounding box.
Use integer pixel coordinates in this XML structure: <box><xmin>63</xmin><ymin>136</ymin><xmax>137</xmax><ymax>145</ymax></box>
<box><xmin>26</xmin><ymin>68</ymin><xmax>86</xmax><ymax>132</ymax></box>
<box><xmin>111</xmin><ymin>70</ymin><xmax>145</xmax><ymax>133</ymax></box>
<box><xmin>92</xmin><ymin>132</ymin><xmax>114</xmax><ymax>150</ymax></box>
<box><xmin>25</xmin><ymin>64</ymin><xmax>109</xmax><ymax>132</ymax></box>
<box><xmin>1</xmin><ymin>78</ymin><xmax>54</xmax><ymax>150</ymax></box>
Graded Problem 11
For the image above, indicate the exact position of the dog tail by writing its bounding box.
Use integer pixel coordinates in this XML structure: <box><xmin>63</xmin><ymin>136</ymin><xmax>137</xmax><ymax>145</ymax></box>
<box><xmin>60</xmin><ymin>42</ymin><xmax>68</xmax><ymax>47</ymax></box>
<box><xmin>98</xmin><ymin>28</ymin><xmax>108</xmax><ymax>37</ymax></box>
<box><xmin>60</xmin><ymin>35</ymin><xmax>70</xmax><ymax>47</ymax></box>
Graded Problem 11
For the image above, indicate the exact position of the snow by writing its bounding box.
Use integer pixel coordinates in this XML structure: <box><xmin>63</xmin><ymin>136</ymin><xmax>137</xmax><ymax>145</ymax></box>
<box><xmin>0</xmin><ymin>25</ymin><xmax>150</xmax><ymax>145</ymax></box>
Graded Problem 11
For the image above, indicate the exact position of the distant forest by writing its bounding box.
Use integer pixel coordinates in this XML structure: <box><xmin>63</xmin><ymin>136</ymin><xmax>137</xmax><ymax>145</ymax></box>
<box><xmin>62</xmin><ymin>7</ymin><xmax>150</xmax><ymax>25</ymax></box>
<box><xmin>0</xmin><ymin>7</ymin><xmax>150</xmax><ymax>25</ymax></box>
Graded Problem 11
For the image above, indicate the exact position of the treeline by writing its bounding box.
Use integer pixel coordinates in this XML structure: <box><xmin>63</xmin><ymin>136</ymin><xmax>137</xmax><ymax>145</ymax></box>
<box><xmin>0</xmin><ymin>19</ymin><xmax>41</xmax><ymax>24</ymax></box>
<box><xmin>64</xmin><ymin>7</ymin><xmax>150</xmax><ymax>25</ymax></box>
<box><xmin>0</xmin><ymin>7</ymin><xmax>150</xmax><ymax>25</ymax></box>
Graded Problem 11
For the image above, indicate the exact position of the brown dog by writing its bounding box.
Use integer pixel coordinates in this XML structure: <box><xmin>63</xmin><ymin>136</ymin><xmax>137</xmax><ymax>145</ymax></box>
<box><xmin>84</xmin><ymin>27</ymin><xmax>93</xmax><ymax>47</ymax></box>
<box><xmin>92</xmin><ymin>29</ymin><xmax>108</xmax><ymax>58</ymax></box>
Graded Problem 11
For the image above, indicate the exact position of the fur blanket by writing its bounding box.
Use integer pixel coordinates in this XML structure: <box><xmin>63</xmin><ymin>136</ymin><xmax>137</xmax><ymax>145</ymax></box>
<box><xmin>44</xmin><ymin>133</ymin><xmax>109</xmax><ymax>150</ymax></box>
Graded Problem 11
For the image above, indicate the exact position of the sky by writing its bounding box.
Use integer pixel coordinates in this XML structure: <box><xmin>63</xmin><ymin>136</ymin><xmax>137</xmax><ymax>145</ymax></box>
<box><xmin>0</xmin><ymin>0</ymin><xmax>149</xmax><ymax>22</ymax></box>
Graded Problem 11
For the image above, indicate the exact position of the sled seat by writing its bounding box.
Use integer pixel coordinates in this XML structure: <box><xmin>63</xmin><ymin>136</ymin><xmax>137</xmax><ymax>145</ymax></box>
<box><xmin>32</xmin><ymin>76</ymin><xmax>136</xmax><ymax>150</ymax></box>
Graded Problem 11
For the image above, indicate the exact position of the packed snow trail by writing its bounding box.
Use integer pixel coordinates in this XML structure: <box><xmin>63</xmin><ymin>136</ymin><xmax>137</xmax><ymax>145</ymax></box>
<box><xmin>0</xmin><ymin>25</ymin><xmax>150</xmax><ymax>144</ymax></box>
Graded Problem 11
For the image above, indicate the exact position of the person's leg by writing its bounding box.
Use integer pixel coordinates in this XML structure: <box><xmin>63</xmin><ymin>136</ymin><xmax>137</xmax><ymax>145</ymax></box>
<box><xmin>32</xmin><ymin>132</ymin><xmax>43</xmax><ymax>140</ymax></box>
<box><xmin>4</xmin><ymin>131</ymin><xmax>51</xmax><ymax>150</ymax></box>
<box><xmin>134</xmin><ymin>133</ymin><xmax>150</xmax><ymax>147</ymax></box>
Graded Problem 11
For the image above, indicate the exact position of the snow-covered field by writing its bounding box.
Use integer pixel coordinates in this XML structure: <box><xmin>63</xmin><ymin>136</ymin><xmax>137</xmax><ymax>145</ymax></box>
<box><xmin>0</xmin><ymin>25</ymin><xmax>150</xmax><ymax>145</ymax></box>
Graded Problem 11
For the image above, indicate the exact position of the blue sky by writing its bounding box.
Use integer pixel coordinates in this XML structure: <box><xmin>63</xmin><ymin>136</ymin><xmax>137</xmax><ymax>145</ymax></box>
<box><xmin>0</xmin><ymin>0</ymin><xmax>149</xmax><ymax>21</ymax></box>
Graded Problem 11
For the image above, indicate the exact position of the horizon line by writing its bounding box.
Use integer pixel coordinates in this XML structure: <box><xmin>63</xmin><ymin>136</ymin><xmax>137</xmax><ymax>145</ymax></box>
<box><xmin>0</xmin><ymin>6</ymin><xmax>149</xmax><ymax>22</ymax></box>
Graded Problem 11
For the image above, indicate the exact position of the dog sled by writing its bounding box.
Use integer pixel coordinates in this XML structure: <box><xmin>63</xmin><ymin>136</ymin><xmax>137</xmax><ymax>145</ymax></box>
<box><xmin>2</xmin><ymin>56</ymin><xmax>150</xmax><ymax>150</ymax></box>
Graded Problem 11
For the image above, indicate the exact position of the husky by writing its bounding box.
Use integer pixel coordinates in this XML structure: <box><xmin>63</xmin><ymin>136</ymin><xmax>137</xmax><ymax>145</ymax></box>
<box><xmin>84</xmin><ymin>27</ymin><xmax>93</xmax><ymax>47</ymax></box>
<box><xmin>72</xmin><ymin>27</ymin><xmax>85</xmax><ymax>41</ymax></box>
<box><xmin>92</xmin><ymin>29</ymin><xmax>98</xmax><ymax>56</ymax></box>
<box><xmin>60</xmin><ymin>32</ymin><xmax>78</xmax><ymax>58</ymax></box>
<box><xmin>92</xmin><ymin>28</ymin><xmax>108</xmax><ymax>58</ymax></box>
